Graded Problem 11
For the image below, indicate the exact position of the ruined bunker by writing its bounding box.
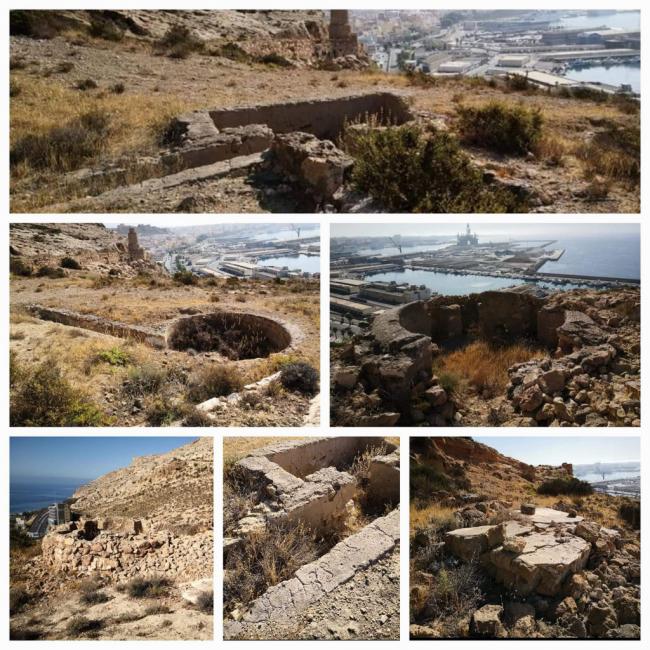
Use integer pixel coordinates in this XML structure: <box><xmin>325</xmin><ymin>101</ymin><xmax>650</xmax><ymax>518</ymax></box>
<box><xmin>171</xmin><ymin>91</ymin><xmax>413</xmax><ymax>169</ymax></box>
<box><xmin>166</xmin><ymin>311</ymin><xmax>291</xmax><ymax>359</ymax></box>
<box><xmin>224</xmin><ymin>437</ymin><xmax>400</xmax><ymax>638</ymax></box>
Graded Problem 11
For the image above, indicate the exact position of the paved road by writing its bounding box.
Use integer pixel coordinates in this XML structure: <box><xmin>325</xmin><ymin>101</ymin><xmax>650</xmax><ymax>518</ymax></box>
<box><xmin>29</xmin><ymin>509</ymin><xmax>49</xmax><ymax>538</ymax></box>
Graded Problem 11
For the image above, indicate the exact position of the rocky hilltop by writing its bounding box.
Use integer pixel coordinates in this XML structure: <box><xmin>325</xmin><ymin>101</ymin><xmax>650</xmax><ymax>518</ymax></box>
<box><xmin>410</xmin><ymin>437</ymin><xmax>641</xmax><ymax>640</ymax></box>
<box><xmin>10</xmin><ymin>437</ymin><xmax>214</xmax><ymax>640</ymax></box>
<box><xmin>72</xmin><ymin>437</ymin><xmax>213</xmax><ymax>532</ymax></box>
<box><xmin>9</xmin><ymin>222</ymin><xmax>157</xmax><ymax>276</ymax></box>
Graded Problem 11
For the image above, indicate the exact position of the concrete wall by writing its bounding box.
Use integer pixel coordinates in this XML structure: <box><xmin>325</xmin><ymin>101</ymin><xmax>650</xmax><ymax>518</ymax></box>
<box><xmin>208</xmin><ymin>93</ymin><xmax>413</xmax><ymax>140</ymax></box>
<box><xmin>266</xmin><ymin>436</ymin><xmax>392</xmax><ymax>478</ymax></box>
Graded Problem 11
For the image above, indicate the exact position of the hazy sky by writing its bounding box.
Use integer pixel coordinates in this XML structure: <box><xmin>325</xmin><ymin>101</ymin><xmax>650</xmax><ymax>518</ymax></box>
<box><xmin>331</xmin><ymin>223</ymin><xmax>639</xmax><ymax>240</ymax></box>
<box><xmin>475</xmin><ymin>437</ymin><xmax>640</xmax><ymax>466</ymax></box>
<box><xmin>10</xmin><ymin>437</ymin><xmax>199</xmax><ymax>482</ymax></box>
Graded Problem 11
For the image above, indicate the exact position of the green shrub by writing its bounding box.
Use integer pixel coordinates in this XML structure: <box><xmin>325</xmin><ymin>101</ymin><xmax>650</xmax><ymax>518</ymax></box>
<box><xmin>10</xmin><ymin>359</ymin><xmax>108</xmax><ymax>426</ymax></box>
<box><xmin>456</xmin><ymin>101</ymin><xmax>543</xmax><ymax>155</ymax></box>
<box><xmin>60</xmin><ymin>256</ymin><xmax>81</xmax><ymax>270</ymax></box>
<box><xmin>96</xmin><ymin>347</ymin><xmax>131</xmax><ymax>367</ymax></box>
<box><xmin>537</xmin><ymin>477</ymin><xmax>594</xmax><ymax>496</ymax></box>
<box><xmin>124</xmin><ymin>576</ymin><xmax>170</xmax><ymax>598</ymax></box>
<box><xmin>145</xmin><ymin>397</ymin><xmax>184</xmax><ymax>426</ymax></box>
<box><xmin>123</xmin><ymin>363</ymin><xmax>168</xmax><ymax>396</ymax></box>
<box><xmin>187</xmin><ymin>365</ymin><xmax>243</xmax><ymax>403</ymax></box>
<box><xmin>10</xmin><ymin>257</ymin><xmax>32</xmax><ymax>276</ymax></box>
<box><xmin>505</xmin><ymin>73</ymin><xmax>531</xmax><ymax>92</ymax></box>
<box><xmin>10</xmin><ymin>109</ymin><xmax>111</xmax><ymax>172</ymax></box>
<box><xmin>280</xmin><ymin>362</ymin><xmax>319</xmax><ymax>395</ymax></box>
<box><xmin>173</xmin><ymin>270</ymin><xmax>197</xmax><ymax>285</ymax></box>
<box><xmin>346</xmin><ymin>122</ymin><xmax>525</xmax><ymax>212</ymax></box>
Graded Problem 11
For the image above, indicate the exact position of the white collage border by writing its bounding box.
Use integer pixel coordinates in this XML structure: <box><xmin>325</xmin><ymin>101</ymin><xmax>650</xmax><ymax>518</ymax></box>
<box><xmin>2</xmin><ymin>1</ymin><xmax>647</xmax><ymax>647</ymax></box>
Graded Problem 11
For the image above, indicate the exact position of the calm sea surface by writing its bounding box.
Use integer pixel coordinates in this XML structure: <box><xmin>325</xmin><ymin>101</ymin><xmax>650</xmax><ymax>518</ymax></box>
<box><xmin>10</xmin><ymin>480</ymin><xmax>88</xmax><ymax>514</ymax></box>
<box><xmin>360</xmin><ymin>235</ymin><xmax>639</xmax><ymax>295</ymax></box>
<box><xmin>259</xmin><ymin>254</ymin><xmax>321</xmax><ymax>274</ymax></box>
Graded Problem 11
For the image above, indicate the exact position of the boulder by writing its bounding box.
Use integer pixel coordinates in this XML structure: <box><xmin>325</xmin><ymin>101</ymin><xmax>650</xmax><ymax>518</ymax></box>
<box><xmin>472</xmin><ymin>604</ymin><xmax>507</xmax><ymax>637</ymax></box>
<box><xmin>444</xmin><ymin>524</ymin><xmax>505</xmax><ymax>562</ymax></box>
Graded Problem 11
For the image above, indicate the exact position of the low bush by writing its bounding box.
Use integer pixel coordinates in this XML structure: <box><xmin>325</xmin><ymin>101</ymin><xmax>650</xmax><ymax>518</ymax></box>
<box><xmin>10</xmin><ymin>359</ymin><xmax>108</xmax><ymax>426</ymax></box>
<box><xmin>173</xmin><ymin>270</ymin><xmax>197</xmax><ymax>285</ymax></box>
<box><xmin>60</xmin><ymin>256</ymin><xmax>82</xmax><ymax>270</ymax></box>
<box><xmin>10</xmin><ymin>10</ymin><xmax>71</xmax><ymax>39</ymax></box>
<box><xmin>618</xmin><ymin>501</ymin><xmax>640</xmax><ymax>529</ymax></box>
<box><xmin>36</xmin><ymin>265</ymin><xmax>66</xmax><ymax>279</ymax></box>
<box><xmin>186</xmin><ymin>365</ymin><xmax>243</xmax><ymax>403</ymax></box>
<box><xmin>80</xmin><ymin>590</ymin><xmax>109</xmax><ymax>605</ymax></box>
<box><xmin>88</xmin><ymin>17</ymin><xmax>124</xmax><ymax>41</ymax></box>
<box><xmin>75</xmin><ymin>78</ymin><xmax>98</xmax><ymax>91</ymax></box>
<box><xmin>154</xmin><ymin>25</ymin><xmax>203</xmax><ymax>59</ymax></box>
<box><xmin>537</xmin><ymin>477</ymin><xmax>594</xmax><ymax>496</ymax></box>
<box><xmin>10</xmin><ymin>109</ymin><xmax>111</xmax><ymax>172</ymax></box>
<box><xmin>195</xmin><ymin>590</ymin><xmax>213</xmax><ymax>614</ymax></box>
<box><xmin>124</xmin><ymin>576</ymin><xmax>170</xmax><ymax>599</ymax></box>
<box><xmin>10</xmin><ymin>257</ymin><xmax>32</xmax><ymax>276</ymax></box>
<box><xmin>280</xmin><ymin>362</ymin><xmax>319</xmax><ymax>395</ymax></box>
<box><xmin>145</xmin><ymin>397</ymin><xmax>184</xmax><ymax>426</ymax></box>
<box><xmin>345</xmin><ymin>122</ymin><xmax>526</xmax><ymax>212</ymax></box>
<box><xmin>257</xmin><ymin>53</ymin><xmax>293</xmax><ymax>68</ymax></box>
<box><xmin>123</xmin><ymin>363</ymin><xmax>168</xmax><ymax>396</ymax></box>
<box><xmin>456</xmin><ymin>101</ymin><xmax>543</xmax><ymax>155</ymax></box>
<box><xmin>144</xmin><ymin>604</ymin><xmax>171</xmax><ymax>616</ymax></box>
<box><xmin>10</xmin><ymin>587</ymin><xmax>31</xmax><ymax>615</ymax></box>
<box><xmin>96</xmin><ymin>346</ymin><xmax>131</xmax><ymax>367</ymax></box>
<box><xmin>66</xmin><ymin>616</ymin><xmax>103</xmax><ymax>636</ymax></box>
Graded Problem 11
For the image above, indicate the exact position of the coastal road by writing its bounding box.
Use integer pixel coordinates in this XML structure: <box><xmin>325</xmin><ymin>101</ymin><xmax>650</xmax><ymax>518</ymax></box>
<box><xmin>29</xmin><ymin>509</ymin><xmax>49</xmax><ymax>538</ymax></box>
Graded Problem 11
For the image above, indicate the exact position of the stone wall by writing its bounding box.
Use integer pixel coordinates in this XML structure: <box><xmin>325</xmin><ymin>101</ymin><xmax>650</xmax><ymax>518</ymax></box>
<box><xmin>41</xmin><ymin>521</ymin><xmax>212</xmax><ymax>582</ymax></box>
<box><xmin>207</xmin><ymin>93</ymin><xmax>412</xmax><ymax>141</ymax></box>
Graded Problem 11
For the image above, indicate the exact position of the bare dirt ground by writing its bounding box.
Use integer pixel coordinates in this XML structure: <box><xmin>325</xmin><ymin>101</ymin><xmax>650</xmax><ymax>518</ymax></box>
<box><xmin>10</xmin><ymin>273</ymin><xmax>319</xmax><ymax>427</ymax></box>
<box><xmin>10</xmin><ymin>32</ymin><xmax>639</xmax><ymax>213</ymax></box>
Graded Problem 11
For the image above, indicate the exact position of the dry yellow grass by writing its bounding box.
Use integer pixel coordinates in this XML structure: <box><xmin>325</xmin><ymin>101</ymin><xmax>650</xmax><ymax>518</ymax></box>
<box><xmin>223</xmin><ymin>437</ymin><xmax>305</xmax><ymax>464</ymax></box>
<box><xmin>410</xmin><ymin>502</ymin><xmax>456</xmax><ymax>535</ymax></box>
<box><xmin>435</xmin><ymin>340</ymin><xmax>545</xmax><ymax>398</ymax></box>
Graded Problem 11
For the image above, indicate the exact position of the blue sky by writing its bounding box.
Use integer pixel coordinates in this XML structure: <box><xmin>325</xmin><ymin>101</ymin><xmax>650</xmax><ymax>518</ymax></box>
<box><xmin>10</xmin><ymin>437</ymin><xmax>198</xmax><ymax>482</ymax></box>
<box><xmin>475</xmin><ymin>437</ymin><xmax>640</xmax><ymax>466</ymax></box>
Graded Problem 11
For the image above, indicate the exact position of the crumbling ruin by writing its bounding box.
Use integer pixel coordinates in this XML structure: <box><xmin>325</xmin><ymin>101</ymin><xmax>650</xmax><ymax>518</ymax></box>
<box><xmin>440</xmin><ymin>504</ymin><xmax>639</xmax><ymax>639</ymax></box>
<box><xmin>127</xmin><ymin>227</ymin><xmax>146</xmax><ymax>262</ymax></box>
<box><xmin>25</xmin><ymin>304</ymin><xmax>298</xmax><ymax>361</ymax></box>
<box><xmin>224</xmin><ymin>437</ymin><xmax>400</xmax><ymax>639</ymax></box>
<box><xmin>43</xmin><ymin>92</ymin><xmax>413</xmax><ymax>212</ymax></box>
<box><xmin>332</xmin><ymin>287</ymin><xmax>640</xmax><ymax>427</ymax></box>
<box><xmin>41</xmin><ymin>518</ymin><xmax>212</xmax><ymax>582</ymax></box>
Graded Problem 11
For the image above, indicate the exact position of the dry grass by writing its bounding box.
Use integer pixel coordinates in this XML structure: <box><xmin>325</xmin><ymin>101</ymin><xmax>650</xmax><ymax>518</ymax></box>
<box><xmin>434</xmin><ymin>340</ymin><xmax>545</xmax><ymax>398</ymax></box>
<box><xmin>223</xmin><ymin>436</ymin><xmax>304</xmax><ymax>464</ymax></box>
<box><xmin>410</xmin><ymin>502</ymin><xmax>457</xmax><ymax>535</ymax></box>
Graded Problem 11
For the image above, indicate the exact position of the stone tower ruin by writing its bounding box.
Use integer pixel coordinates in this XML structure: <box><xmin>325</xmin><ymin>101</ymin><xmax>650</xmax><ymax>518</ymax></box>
<box><xmin>329</xmin><ymin>10</ymin><xmax>360</xmax><ymax>58</ymax></box>
<box><xmin>127</xmin><ymin>227</ymin><xmax>145</xmax><ymax>262</ymax></box>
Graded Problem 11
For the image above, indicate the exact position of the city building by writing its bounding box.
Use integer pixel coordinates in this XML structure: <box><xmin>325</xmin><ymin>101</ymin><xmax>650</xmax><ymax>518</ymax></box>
<box><xmin>48</xmin><ymin>502</ymin><xmax>71</xmax><ymax>526</ymax></box>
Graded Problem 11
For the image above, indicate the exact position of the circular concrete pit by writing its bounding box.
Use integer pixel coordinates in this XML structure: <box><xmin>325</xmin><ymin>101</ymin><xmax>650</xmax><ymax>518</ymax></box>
<box><xmin>166</xmin><ymin>311</ymin><xmax>291</xmax><ymax>360</ymax></box>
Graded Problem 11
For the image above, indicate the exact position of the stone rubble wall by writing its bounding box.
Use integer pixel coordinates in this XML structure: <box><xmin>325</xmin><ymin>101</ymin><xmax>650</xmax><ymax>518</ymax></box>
<box><xmin>26</xmin><ymin>304</ymin><xmax>165</xmax><ymax>347</ymax></box>
<box><xmin>41</xmin><ymin>523</ymin><xmax>212</xmax><ymax>582</ymax></box>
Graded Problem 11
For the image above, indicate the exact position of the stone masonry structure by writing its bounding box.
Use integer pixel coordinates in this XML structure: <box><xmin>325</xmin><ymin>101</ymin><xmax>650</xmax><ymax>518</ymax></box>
<box><xmin>329</xmin><ymin>10</ymin><xmax>360</xmax><ymax>58</ymax></box>
<box><xmin>127</xmin><ymin>227</ymin><xmax>146</xmax><ymax>261</ymax></box>
<box><xmin>41</xmin><ymin>519</ymin><xmax>212</xmax><ymax>582</ymax></box>
<box><xmin>225</xmin><ymin>437</ymin><xmax>400</xmax><ymax>639</ymax></box>
<box><xmin>332</xmin><ymin>287</ymin><xmax>640</xmax><ymax>427</ymax></box>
